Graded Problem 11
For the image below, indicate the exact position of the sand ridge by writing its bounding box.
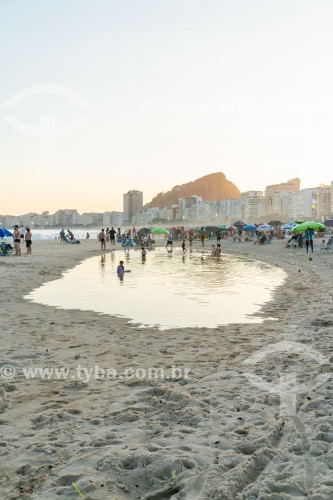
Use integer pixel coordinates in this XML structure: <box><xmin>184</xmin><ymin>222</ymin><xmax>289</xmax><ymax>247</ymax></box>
<box><xmin>0</xmin><ymin>238</ymin><xmax>332</xmax><ymax>499</ymax></box>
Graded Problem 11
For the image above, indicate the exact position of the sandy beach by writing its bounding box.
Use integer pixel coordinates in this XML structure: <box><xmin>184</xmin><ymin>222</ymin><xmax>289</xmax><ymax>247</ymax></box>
<box><xmin>0</xmin><ymin>238</ymin><xmax>333</xmax><ymax>499</ymax></box>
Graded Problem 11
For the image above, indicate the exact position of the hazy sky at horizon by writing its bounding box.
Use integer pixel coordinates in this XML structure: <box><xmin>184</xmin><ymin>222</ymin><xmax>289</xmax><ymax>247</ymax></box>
<box><xmin>1</xmin><ymin>0</ymin><xmax>333</xmax><ymax>215</ymax></box>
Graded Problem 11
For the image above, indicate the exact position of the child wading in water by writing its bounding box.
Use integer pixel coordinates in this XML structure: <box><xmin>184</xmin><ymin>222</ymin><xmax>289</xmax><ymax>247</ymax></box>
<box><xmin>117</xmin><ymin>260</ymin><xmax>124</xmax><ymax>274</ymax></box>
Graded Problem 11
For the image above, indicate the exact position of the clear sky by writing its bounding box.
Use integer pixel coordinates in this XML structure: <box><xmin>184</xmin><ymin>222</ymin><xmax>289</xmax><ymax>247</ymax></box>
<box><xmin>1</xmin><ymin>0</ymin><xmax>333</xmax><ymax>214</ymax></box>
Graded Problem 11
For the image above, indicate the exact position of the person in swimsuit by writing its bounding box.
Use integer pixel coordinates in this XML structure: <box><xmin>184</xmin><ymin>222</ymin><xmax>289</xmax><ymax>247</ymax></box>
<box><xmin>13</xmin><ymin>225</ymin><xmax>21</xmax><ymax>256</ymax></box>
<box><xmin>109</xmin><ymin>227</ymin><xmax>116</xmax><ymax>246</ymax></box>
<box><xmin>25</xmin><ymin>227</ymin><xmax>32</xmax><ymax>255</ymax></box>
<box><xmin>166</xmin><ymin>231</ymin><xmax>173</xmax><ymax>250</ymax></box>
<box><xmin>98</xmin><ymin>229</ymin><xmax>106</xmax><ymax>250</ymax></box>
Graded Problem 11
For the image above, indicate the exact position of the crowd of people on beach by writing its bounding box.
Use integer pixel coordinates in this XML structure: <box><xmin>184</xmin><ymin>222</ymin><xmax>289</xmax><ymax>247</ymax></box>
<box><xmin>3</xmin><ymin>221</ymin><xmax>332</xmax><ymax>258</ymax></box>
<box><xmin>55</xmin><ymin>223</ymin><xmax>332</xmax><ymax>256</ymax></box>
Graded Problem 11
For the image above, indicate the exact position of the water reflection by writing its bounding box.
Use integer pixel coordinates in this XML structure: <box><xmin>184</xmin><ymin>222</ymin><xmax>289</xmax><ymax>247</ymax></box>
<box><xmin>26</xmin><ymin>249</ymin><xmax>286</xmax><ymax>330</ymax></box>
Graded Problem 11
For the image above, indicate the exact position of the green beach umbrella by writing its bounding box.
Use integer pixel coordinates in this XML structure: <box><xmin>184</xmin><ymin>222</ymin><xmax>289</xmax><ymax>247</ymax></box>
<box><xmin>151</xmin><ymin>228</ymin><xmax>169</xmax><ymax>234</ymax></box>
<box><xmin>292</xmin><ymin>219</ymin><xmax>306</xmax><ymax>224</ymax></box>
<box><xmin>291</xmin><ymin>221</ymin><xmax>325</xmax><ymax>232</ymax></box>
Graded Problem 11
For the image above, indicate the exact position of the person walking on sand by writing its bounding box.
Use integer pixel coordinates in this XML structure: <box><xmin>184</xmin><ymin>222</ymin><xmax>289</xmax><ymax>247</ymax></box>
<box><xmin>98</xmin><ymin>229</ymin><xmax>106</xmax><ymax>250</ymax></box>
<box><xmin>13</xmin><ymin>225</ymin><xmax>21</xmax><ymax>256</ymax></box>
<box><xmin>182</xmin><ymin>239</ymin><xmax>187</xmax><ymax>253</ymax></box>
<box><xmin>25</xmin><ymin>227</ymin><xmax>32</xmax><ymax>255</ymax></box>
<box><xmin>105</xmin><ymin>227</ymin><xmax>110</xmax><ymax>242</ymax></box>
<box><xmin>305</xmin><ymin>228</ymin><xmax>314</xmax><ymax>253</ymax></box>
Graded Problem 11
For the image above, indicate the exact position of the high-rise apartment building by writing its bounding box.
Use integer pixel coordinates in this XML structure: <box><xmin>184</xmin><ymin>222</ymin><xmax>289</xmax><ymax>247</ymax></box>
<box><xmin>265</xmin><ymin>178</ymin><xmax>300</xmax><ymax>216</ymax></box>
<box><xmin>123</xmin><ymin>190</ymin><xmax>143</xmax><ymax>222</ymax></box>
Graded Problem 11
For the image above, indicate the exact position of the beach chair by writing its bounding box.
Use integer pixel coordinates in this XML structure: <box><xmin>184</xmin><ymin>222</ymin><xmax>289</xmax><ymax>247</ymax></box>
<box><xmin>320</xmin><ymin>238</ymin><xmax>333</xmax><ymax>253</ymax></box>
<box><xmin>0</xmin><ymin>242</ymin><xmax>13</xmax><ymax>256</ymax></box>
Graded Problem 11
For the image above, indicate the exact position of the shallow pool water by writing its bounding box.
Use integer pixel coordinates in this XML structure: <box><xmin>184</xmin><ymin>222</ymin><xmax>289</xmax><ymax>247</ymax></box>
<box><xmin>25</xmin><ymin>249</ymin><xmax>286</xmax><ymax>330</ymax></box>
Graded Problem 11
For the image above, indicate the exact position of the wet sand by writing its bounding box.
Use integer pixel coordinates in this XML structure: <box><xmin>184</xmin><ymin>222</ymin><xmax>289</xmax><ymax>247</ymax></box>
<box><xmin>0</xmin><ymin>238</ymin><xmax>332</xmax><ymax>499</ymax></box>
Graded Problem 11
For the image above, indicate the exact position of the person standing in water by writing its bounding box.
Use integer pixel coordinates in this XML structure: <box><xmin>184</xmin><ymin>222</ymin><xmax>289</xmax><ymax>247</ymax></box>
<box><xmin>166</xmin><ymin>231</ymin><xmax>173</xmax><ymax>250</ymax></box>
<box><xmin>98</xmin><ymin>229</ymin><xmax>106</xmax><ymax>250</ymax></box>
<box><xmin>110</xmin><ymin>227</ymin><xmax>116</xmax><ymax>246</ymax></box>
<box><xmin>117</xmin><ymin>260</ymin><xmax>125</xmax><ymax>273</ymax></box>
<box><xmin>199</xmin><ymin>228</ymin><xmax>205</xmax><ymax>247</ymax></box>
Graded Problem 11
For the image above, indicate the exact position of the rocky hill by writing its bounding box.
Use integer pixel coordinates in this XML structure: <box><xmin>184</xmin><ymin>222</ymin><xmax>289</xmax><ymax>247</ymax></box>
<box><xmin>145</xmin><ymin>172</ymin><xmax>240</xmax><ymax>208</ymax></box>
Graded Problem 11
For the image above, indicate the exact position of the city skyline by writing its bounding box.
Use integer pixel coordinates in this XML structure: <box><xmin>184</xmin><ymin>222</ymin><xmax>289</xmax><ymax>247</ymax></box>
<box><xmin>1</xmin><ymin>1</ymin><xmax>333</xmax><ymax>214</ymax></box>
<box><xmin>0</xmin><ymin>173</ymin><xmax>331</xmax><ymax>216</ymax></box>
<box><xmin>1</xmin><ymin>175</ymin><xmax>332</xmax><ymax>227</ymax></box>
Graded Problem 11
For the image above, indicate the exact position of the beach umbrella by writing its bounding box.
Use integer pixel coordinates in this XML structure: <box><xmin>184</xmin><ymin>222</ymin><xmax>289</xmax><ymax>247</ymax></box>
<box><xmin>258</xmin><ymin>224</ymin><xmax>273</xmax><ymax>231</ymax></box>
<box><xmin>243</xmin><ymin>224</ymin><xmax>257</xmax><ymax>232</ymax></box>
<box><xmin>151</xmin><ymin>228</ymin><xmax>169</xmax><ymax>235</ymax></box>
<box><xmin>233</xmin><ymin>220</ymin><xmax>245</xmax><ymax>227</ymax></box>
<box><xmin>291</xmin><ymin>221</ymin><xmax>325</xmax><ymax>233</ymax></box>
<box><xmin>292</xmin><ymin>219</ymin><xmax>306</xmax><ymax>224</ymax></box>
<box><xmin>0</xmin><ymin>228</ymin><xmax>13</xmax><ymax>238</ymax></box>
<box><xmin>281</xmin><ymin>223</ymin><xmax>297</xmax><ymax>230</ymax></box>
<box><xmin>217</xmin><ymin>225</ymin><xmax>229</xmax><ymax>231</ymax></box>
<box><xmin>324</xmin><ymin>219</ymin><xmax>333</xmax><ymax>227</ymax></box>
<box><xmin>268</xmin><ymin>220</ymin><xmax>282</xmax><ymax>226</ymax></box>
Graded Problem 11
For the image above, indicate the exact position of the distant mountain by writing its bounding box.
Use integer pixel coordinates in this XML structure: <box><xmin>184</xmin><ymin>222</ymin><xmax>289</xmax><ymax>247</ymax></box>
<box><xmin>144</xmin><ymin>172</ymin><xmax>240</xmax><ymax>208</ymax></box>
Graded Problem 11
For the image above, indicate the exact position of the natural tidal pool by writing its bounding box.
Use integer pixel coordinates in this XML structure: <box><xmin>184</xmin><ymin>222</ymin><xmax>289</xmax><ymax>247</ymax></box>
<box><xmin>25</xmin><ymin>249</ymin><xmax>286</xmax><ymax>330</ymax></box>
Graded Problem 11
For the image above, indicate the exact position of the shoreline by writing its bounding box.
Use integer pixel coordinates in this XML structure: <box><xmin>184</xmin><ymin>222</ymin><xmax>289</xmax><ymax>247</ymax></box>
<box><xmin>1</xmin><ymin>239</ymin><xmax>333</xmax><ymax>499</ymax></box>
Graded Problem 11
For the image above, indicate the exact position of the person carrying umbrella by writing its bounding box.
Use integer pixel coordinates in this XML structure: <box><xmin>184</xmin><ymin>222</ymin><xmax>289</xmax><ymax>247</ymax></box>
<box><xmin>305</xmin><ymin>228</ymin><xmax>314</xmax><ymax>253</ymax></box>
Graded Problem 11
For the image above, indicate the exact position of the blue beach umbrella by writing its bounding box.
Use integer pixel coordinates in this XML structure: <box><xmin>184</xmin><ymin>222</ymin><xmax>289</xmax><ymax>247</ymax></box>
<box><xmin>324</xmin><ymin>219</ymin><xmax>333</xmax><ymax>227</ymax></box>
<box><xmin>0</xmin><ymin>228</ymin><xmax>13</xmax><ymax>238</ymax></box>
<box><xmin>243</xmin><ymin>224</ymin><xmax>257</xmax><ymax>232</ymax></box>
